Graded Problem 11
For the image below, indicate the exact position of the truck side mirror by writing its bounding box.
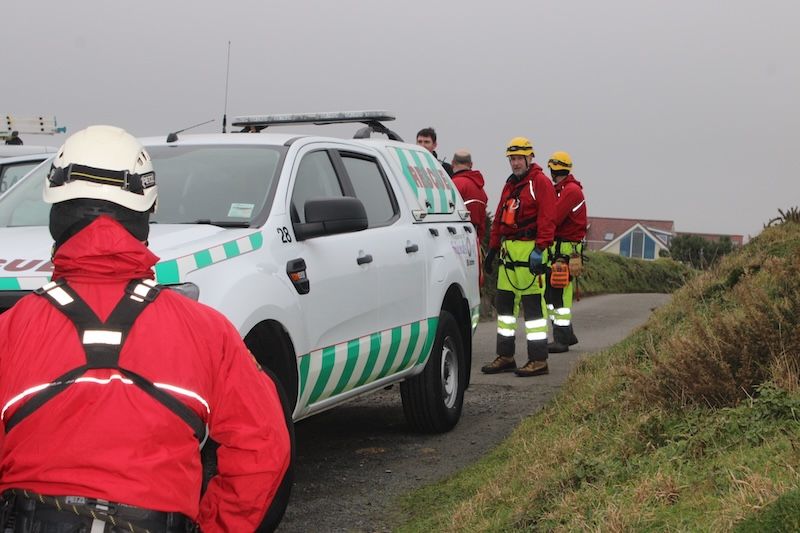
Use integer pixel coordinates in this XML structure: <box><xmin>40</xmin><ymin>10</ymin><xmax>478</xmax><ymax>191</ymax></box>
<box><xmin>293</xmin><ymin>197</ymin><xmax>368</xmax><ymax>241</ymax></box>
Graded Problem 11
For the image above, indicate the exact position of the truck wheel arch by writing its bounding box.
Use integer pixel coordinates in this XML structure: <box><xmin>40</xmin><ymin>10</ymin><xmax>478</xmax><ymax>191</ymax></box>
<box><xmin>244</xmin><ymin>320</ymin><xmax>299</xmax><ymax>414</ymax></box>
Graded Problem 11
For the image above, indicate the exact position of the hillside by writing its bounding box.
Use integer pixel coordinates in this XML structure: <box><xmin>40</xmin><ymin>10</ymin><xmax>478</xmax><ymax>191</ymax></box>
<box><xmin>398</xmin><ymin>219</ymin><xmax>800</xmax><ymax>531</ymax></box>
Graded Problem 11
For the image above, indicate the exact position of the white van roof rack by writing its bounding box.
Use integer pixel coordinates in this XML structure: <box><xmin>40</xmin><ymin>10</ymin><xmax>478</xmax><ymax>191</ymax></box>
<box><xmin>231</xmin><ymin>110</ymin><xmax>403</xmax><ymax>141</ymax></box>
<box><xmin>2</xmin><ymin>115</ymin><xmax>66</xmax><ymax>141</ymax></box>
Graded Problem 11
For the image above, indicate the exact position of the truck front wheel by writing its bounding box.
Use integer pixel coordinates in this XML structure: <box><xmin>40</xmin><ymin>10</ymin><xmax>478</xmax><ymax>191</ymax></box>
<box><xmin>400</xmin><ymin>311</ymin><xmax>465</xmax><ymax>433</ymax></box>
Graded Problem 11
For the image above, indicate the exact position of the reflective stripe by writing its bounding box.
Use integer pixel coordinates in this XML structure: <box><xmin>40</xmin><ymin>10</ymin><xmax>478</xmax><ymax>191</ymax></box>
<box><xmin>1</xmin><ymin>383</ymin><xmax>51</xmax><ymax>420</ymax></box>
<box><xmin>554</xmin><ymin>319</ymin><xmax>571</xmax><ymax>326</ymax></box>
<box><xmin>154</xmin><ymin>382</ymin><xmax>211</xmax><ymax>414</ymax></box>
<box><xmin>546</xmin><ymin>304</ymin><xmax>555</xmax><ymax>311</ymax></box>
<box><xmin>555</xmin><ymin>307</ymin><xmax>570</xmax><ymax>315</ymax></box>
<box><xmin>571</xmin><ymin>200</ymin><xmax>586</xmax><ymax>212</ymax></box>
<box><xmin>2</xmin><ymin>375</ymin><xmax>210</xmax><ymax>421</ymax></box>
<box><xmin>48</xmin><ymin>286</ymin><xmax>74</xmax><ymax>306</ymax></box>
<box><xmin>464</xmin><ymin>199</ymin><xmax>487</xmax><ymax>206</ymax></box>
<box><xmin>132</xmin><ymin>283</ymin><xmax>153</xmax><ymax>299</ymax></box>
<box><xmin>497</xmin><ymin>314</ymin><xmax>516</xmax><ymax>324</ymax></box>
<box><xmin>529</xmin><ymin>180</ymin><xmax>535</xmax><ymax>200</ymax></box>
<box><xmin>82</xmin><ymin>330</ymin><xmax>122</xmax><ymax>345</ymax></box>
<box><xmin>526</xmin><ymin>331</ymin><xmax>548</xmax><ymax>341</ymax></box>
<box><xmin>497</xmin><ymin>327</ymin><xmax>516</xmax><ymax>337</ymax></box>
<box><xmin>525</xmin><ymin>319</ymin><xmax>548</xmax><ymax>329</ymax></box>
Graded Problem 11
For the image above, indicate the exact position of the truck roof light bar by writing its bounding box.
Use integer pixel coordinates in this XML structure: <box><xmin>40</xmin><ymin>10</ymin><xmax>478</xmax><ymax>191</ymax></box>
<box><xmin>231</xmin><ymin>110</ymin><xmax>403</xmax><ymax>141</ymax></box>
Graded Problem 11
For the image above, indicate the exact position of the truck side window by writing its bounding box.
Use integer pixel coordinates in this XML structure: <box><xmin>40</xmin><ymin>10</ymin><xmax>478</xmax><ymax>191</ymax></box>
<box><xmin>340</xmin><ymin>154</ymin><xmax>396</xmax><ymax>227</ymax></box>
<box><xmin>291</xmin><ymin>151</ymin><xmax>343</xmax><ymax>223</ymax></box>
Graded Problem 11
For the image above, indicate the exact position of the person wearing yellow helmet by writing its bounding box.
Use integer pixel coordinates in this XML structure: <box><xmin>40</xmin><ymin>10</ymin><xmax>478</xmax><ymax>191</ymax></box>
<box><xmin>481</xmin><ymin>137</ymin><xmax>557</xmax><ymax>377</ymax></box>
<box><xmin>545</xmin><ymin>151</ymin><xmax>587</xmax><ymax>353</ymax></box>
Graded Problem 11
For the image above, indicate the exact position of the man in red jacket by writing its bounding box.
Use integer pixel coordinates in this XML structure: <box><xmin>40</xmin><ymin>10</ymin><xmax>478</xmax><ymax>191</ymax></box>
<box><xmin>545</xmin><ymin>151</ymin><xmax>587</xmax><ymax>353</ymax></box>
<box><xmin>451</xmin><ymin>150</ymin><xmax>488</xmax><ymax>284</ymax></box>
<box><xmin>0</xmin><ymin>126</ymin><xmax>292</xmax><ymax>532</ymax></box>
<box><xmin>481</xmin><ymin>137</ymin><xmax>556</xmax><ymax>377</ymax></box>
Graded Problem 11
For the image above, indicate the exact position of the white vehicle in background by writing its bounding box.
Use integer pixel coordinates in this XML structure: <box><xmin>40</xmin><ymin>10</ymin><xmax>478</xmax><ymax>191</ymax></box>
<box><xmin>0</xmin><ymin>153</ymin><xmax>52</xmax><ymax>195</ymax></box>
<box><xmin>0</xmin><ymin>111</ymin><xmax>480</xmax><ymax>433</ymax></box>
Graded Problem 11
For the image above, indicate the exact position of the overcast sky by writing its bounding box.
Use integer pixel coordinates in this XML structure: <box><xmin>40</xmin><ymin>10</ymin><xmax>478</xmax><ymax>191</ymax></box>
<box><xmin>5</xmin><ymin>0</ymin><xmax>798</xmax><ymax>238</ymax></box>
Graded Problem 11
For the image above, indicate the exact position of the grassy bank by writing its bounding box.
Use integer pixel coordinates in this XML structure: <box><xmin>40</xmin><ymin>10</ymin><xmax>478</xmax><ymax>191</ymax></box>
<box><xmin>398</xmin><ymin>221</ymin><xmax>800</xmax><ymax>532</ymax></box>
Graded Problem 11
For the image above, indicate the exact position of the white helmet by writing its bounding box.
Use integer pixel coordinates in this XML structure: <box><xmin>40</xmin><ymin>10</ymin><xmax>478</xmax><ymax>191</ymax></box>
<box><xmin>43</xmin><ymin>125</ymin><xmax>157</xmax><ymax>212</ymax></box>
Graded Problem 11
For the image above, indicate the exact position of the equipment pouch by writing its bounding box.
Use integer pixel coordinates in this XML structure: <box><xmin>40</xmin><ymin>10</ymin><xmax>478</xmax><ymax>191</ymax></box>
<box><xmin>500</xmin><ymin>198</ymin><xmax>519</xmax><ymax>226</ymax></box>
<box><xmin>568</xmin><ymin>254</ymin><xmax>583</xmax><ymax>278</ymax></box>
<box><xmin>550</xmin><ymin>260</ymin><xmax>570</xmax><ymax>288</ymax></box>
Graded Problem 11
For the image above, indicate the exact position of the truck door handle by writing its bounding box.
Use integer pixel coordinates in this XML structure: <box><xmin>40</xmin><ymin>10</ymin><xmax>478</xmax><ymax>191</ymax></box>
<box><xmin>405</xmin><ymin>243</ymin><xmax>419</xmax><ymax>253</ymax></box>
<box><xmin>357</xmin><ymin>254</ymin><xmax>373</xmax><ymax>265</ymax></box>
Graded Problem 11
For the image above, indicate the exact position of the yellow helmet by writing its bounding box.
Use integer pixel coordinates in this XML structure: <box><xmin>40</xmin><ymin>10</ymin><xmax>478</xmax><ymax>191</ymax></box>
<box><xmin>505</xmin><ymin>137</ymin><xmax>534</xmax><ymax>157</ymax></box>
<box><xmin>547</xmin><ymin>151</ymin><xmax>573</xmax><ymax>171</ymax></box>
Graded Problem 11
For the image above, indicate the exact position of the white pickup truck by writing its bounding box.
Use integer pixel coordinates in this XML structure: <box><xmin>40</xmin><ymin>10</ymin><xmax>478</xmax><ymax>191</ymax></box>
<box><xmin>0</xmin><ymin>111</ymin><xmax>480</xmax><ymax>433</ymax></box>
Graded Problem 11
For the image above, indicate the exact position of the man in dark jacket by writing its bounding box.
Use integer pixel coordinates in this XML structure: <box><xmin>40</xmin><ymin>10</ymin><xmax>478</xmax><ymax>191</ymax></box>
<box><xmin>0</xmin><ymin>125</ymin><xmax>292</xmax><ymax>532</ymax></box>
<box><xmin>481</xmin><ymin>137</ymin><xmax>556</xmax><ymax>377</ymax></box>
<box><xmin>545</xmin><ymin>151</ymin><xmax>587</xmax><ymax>353</ymax></box>
<box><xmin>416</xmin><ymin>127</ymin><xmax>453</xmax><ymax>176</ymax></box>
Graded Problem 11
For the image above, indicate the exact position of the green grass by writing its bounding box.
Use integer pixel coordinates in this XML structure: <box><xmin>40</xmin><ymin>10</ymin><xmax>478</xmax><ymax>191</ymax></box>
<box><xmin>396</xmin><ymin>221</ymin><xmax>800</xmax><ymax>532</ymax></box>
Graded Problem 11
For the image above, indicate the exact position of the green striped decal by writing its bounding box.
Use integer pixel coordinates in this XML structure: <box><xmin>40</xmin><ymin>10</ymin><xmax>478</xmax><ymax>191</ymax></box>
<box><xmin>154</xmin><ymin>232</ymin><xmax>264</xmax><ymax>284</ymax></box>
<box><xmin>391</xmin><ymin>147</ymin><xmax>456</xmax><ymax>214</ymax></box>
<box><xmin>421</xmin><ymin>149</ymin><xmax>454</xmax><ymax>212</ymax></box>
<box><xmin>296</xmin><ymin>317</ymin><xmax>438</xmax><ymax>411</ymax></box>
<box><xmin>0</xmin><ymin>277</ymin><xmax>51</xmax><ymax>291</ymax></box>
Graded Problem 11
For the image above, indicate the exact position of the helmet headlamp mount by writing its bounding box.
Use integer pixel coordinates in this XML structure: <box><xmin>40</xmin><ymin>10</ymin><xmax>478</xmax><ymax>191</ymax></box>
<box><xmin>48</xmin><ymin>163</ymin><xmax>154</xmax><ymax>196</ymax></box>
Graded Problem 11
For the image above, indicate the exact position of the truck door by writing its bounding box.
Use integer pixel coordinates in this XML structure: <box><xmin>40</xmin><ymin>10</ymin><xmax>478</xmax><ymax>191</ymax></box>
<box><xmin>286</xmin><ymin>148</ymin><xmax>379</xmax><ymax>354</ymax></box>
<box><xmin>335</xmin><ymin>150</ymin><xmax>427</xmax><ymax>376</ymax></box>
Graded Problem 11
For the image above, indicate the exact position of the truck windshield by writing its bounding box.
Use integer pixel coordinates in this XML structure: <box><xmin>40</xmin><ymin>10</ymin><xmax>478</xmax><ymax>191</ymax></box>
<box><xmin>0</xmin><ymin>144</ymin><xmax>284</xmax><ymax>228</ymax></box>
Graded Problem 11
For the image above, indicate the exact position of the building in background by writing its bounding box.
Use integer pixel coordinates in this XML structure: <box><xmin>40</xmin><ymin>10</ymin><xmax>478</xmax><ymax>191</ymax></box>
<box><xmin>586</xmin><ymin>216</ymin><xmax>743</xmax><ymax>261</ymax></box>
<box><xmin>586</xmin><ymin>217</ymin><xmax>674</xmax><ymax>260</ymax></box>
<box><xmin>675</xmin><ymin>232</ymin><xmax>744</xmax><ymax>247</ymax></box>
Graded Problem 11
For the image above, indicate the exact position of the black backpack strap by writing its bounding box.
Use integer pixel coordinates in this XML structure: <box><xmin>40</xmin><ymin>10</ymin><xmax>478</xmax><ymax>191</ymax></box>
<box><xmin>118</xmin><ymin>367</ymin><xmax>208</xmax><ymax>444</ymax></box>
<box><xmin>8</xmin><ymin>279</ymin><xmax>207</xmax><ymax>443</ymax></box>
<box><xmin>4</xmin><ymin>366</ymin><xmax>89</xmax><ymax>433</ymax></box>
<box><xmin>5</xmin><ymin>280</ymin><xmax>105</xmax><ymax>432</ymax></box>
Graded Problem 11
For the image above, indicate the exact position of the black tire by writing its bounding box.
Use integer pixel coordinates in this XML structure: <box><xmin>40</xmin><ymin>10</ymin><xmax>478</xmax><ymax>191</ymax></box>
<box><xmin>400</xmin><ymin>310</ymin><xmax>466</xmax><ymax>433</ymax></box>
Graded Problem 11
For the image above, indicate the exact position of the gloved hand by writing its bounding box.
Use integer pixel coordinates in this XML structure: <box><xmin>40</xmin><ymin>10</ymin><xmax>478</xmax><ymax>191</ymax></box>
<box><xmin>529</xmin><ymin>247</ymin><xmax>545</xmax><ymax>275</ymax></box>
<box><xmin>484</xmin><ymin>248</ymin><xmax>498</xmax><ymax>275</ymax></box>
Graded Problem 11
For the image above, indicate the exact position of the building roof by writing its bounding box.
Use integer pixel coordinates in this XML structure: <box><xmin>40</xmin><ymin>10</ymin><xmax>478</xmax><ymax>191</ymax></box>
<box><xmin>586</xmin><ymin>216</ymin><xmax>675</xmax><ymax>250</ymax></box>
<box><xmin>676</xmin><ymin>232</ymin><xmax>744</xmax><ymax>246</ymax></box>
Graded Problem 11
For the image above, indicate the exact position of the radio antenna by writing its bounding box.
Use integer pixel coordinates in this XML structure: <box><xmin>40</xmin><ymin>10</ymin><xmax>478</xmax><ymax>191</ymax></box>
<box><xmin>222</xmin><ymin>40</ymin><xmax>231</xmax><ymax>133</ymax></box>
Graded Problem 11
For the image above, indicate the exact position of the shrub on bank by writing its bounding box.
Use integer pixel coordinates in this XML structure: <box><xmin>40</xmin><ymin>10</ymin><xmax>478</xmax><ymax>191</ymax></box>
<box><xmin>479</xmin><ymin>250</ymin><xmax>691</xmax><ymax>320</ymax></box>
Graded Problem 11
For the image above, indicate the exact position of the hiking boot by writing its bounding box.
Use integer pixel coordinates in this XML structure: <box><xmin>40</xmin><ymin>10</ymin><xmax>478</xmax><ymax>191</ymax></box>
<box><xmin>547</xmin><ymin>340</ymin><xmax>569</xmax><ymax>353</ymax></box>
<box><xmin>514</xmin><ymin>360</ymin><xmax>549</xmax><ymax>377</ymax></box>
<box><xmin>481</xmin><ymin>355</ymin><xmax>517</xmax><ymax>374</ymax></box>
<box><xmin>566</xmin><ymin>324</ymin><xmax>579</xmax><ymax>346</ymax></box>
<box><xmin>548</xmin><ymin>325</ymin><xmax>571</xmax><ymax>353</ymax></box>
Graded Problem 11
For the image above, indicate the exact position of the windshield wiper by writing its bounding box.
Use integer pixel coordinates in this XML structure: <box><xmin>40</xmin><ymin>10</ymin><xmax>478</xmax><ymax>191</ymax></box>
<box><xmin>184</xmin><ymin>219</ymin><xmax>251</xmax><ymax>228</ymax></box>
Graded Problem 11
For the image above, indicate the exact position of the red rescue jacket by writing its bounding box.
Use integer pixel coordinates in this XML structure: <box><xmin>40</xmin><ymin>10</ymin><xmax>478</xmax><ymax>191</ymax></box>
<box><xmin>0</xmin><ymin>216</ymin><xmax>291</xmax><ymax>532</ymax></box>
<box><xmin>452</xmin><ymin>169</ymin><xmax>488</xmax><ymax>243</ymax></box>
<box><xmin>488</xmin><ymin>163</ymin><xmax>556</xmax><ymax>251</ymax></box>
<box><xmin>553</xmin><ymin>174</ymin><xmax>587</xmax><ymax>242</ymax></box>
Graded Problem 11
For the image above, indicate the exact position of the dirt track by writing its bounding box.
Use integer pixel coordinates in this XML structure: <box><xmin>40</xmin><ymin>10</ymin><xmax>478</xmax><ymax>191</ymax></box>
<box><xmin>279</xmin><ymin>293</ymin><xmax>671</xmax><ymax>532</ymax></box>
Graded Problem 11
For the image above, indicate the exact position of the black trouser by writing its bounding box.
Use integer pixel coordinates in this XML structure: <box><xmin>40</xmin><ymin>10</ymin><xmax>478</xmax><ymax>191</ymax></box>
<box><xmin>2</xmin><ymin>491</ymin><xmax>195</xmax><ymax>533</ymax></box>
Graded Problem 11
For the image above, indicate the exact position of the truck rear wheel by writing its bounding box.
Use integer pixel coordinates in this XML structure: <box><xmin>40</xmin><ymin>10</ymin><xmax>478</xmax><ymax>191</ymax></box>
<box><xmin>400</xmin><ymin>310</ymin><xmax>465</xmax><ymax>433</ymax></box>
